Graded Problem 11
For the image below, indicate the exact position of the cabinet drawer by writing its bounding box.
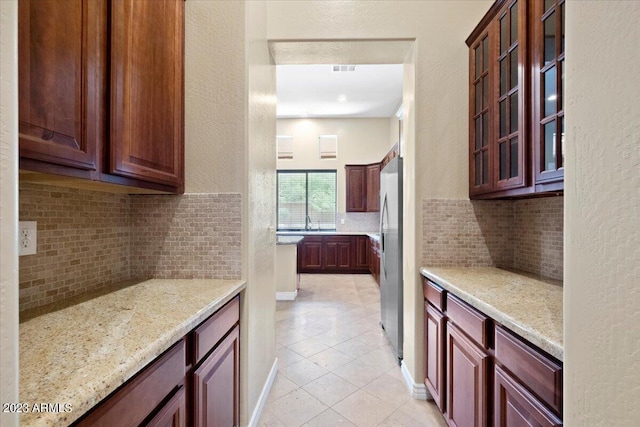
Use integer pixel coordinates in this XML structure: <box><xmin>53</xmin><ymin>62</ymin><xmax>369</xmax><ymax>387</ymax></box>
<box><xmin>446</xmin><ymin>294</ymin><xmax>490</xmax><ymax>349</ymax></box>
<box><xmin>194</xmin><ymin>296</ymin><xmax>240</xmax><ymax>364</ymax></box>
<box><xmin>76</xmin><ymin>339</ymin><xmax>186</xmax><ymax>427</ymax></box>
<box><xmin>423</xmin><ymin>278</ymin><xmax>445</xmax><ymax>312</ymax></box>
<box><xmin>495</xmin><ymin>325</ymin><xmax>562</xmax><ymax>415</ymax></box>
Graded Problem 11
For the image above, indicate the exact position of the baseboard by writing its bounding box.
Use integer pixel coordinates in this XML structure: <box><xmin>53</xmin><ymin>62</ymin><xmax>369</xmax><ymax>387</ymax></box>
<box><xmin>401</xmin><ymin>360</ymin><xmax>431</xmax><ymax>401</ymax></box>
<box><xmin>276</xmin><ymin>290</ymin><xmax>297</xmax><ymax>301</ymax></box>
<box><xmin>247</xmin><ymin>358</ymin><xmax>279</xmax><ymax>427</ymax></box>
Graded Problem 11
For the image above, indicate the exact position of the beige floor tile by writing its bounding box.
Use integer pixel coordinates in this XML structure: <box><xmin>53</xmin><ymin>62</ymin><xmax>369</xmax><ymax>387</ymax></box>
<box><xmin>358</xmin><ymin>328</ymin><xmax>392</xmax><ymax>347</ymax></box>
<box><xmin>280</xmin><ymin>358</ymin><xmax>329</xmax><ymax>386</ymax></box>
<box><xmin>333</xmin><ymin>389</ymin><xmax>398</xmax><ymax>427</ymax></box>
<box><xmin>397</xmin><ymin>399</ymin><xmax>448</xmax><ymax>427</ymax></box>
<box><xmin>267</xmin><ymin>373</ymin><xmax>299</xmax><ymax>403</ymax></box>
<box><xmin>312</xmin><ymin>330</ymin><xmax>351</xmax><ymax>347</ymax></box>
<box><xmin>268</xmin><ymin>388</ymin><xmax>328</xmax><ymax>427</ymax></box>
<box><xmin>276</xmin><ymin>347</ymin><xmax>305</xmax><ymax>368</ymax></box>
<box><xmin>302</xmin><ymin>372</ymin><xmax>359</xmax><ymax>407</ymax></box>
<box><xmin>286</xmin><ymin>337</ymin><xmax>330</xmax><ymax>358</ymax></box>
<box><xmin>362</xmin><ymin>373</ymin><xmax>412</xmax><ymax>409</ymax></box>
<box><xmin>276</xmin><ymin>329</ymin><xmax>309</xmax><ymax>346</ymax></box>
<box><xmin>332</xmin><ymin>359</ymin><xmax>389</xmax><ymax>388</ymax></box>
<box><xmin>358</xmin><ymin>347</ymin><xmax>400</xmax><ymax>372</ymax></box>
<box><xmin>333</xmin><ymin>337</ymin><xmax>382</xmax><ymax>358</ymax></box>
<box><xmin>258</xmin><ymin>407</ymin><xmax>286</xmax><ymax>427</ymax></box>
<box><xmin>301</xmin><ymin>408</ymin><xmax>356</xmax><ymax>427</ymax></box>
<box><xmin>307</xmin><ymin>347</ymin><xmax>354</xmax><ymax>371</ymax></box>
<box><xmin>377</xmin><ymin>408</ymin><xmax>437</xmax><ymax>427</ymax></box>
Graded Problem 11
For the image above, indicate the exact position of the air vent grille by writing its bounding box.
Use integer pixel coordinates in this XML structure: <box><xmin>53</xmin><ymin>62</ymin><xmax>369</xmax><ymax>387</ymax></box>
<box><xmin>332</xmin><ymin>65</ymin><xmax>356</xmax><ymax>72</ymax></box>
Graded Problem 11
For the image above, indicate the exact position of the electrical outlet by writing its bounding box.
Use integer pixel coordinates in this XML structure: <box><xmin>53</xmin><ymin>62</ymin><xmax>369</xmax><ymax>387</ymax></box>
<box><xmin>19</xmin><ymin>221</ymin><xmax>37</xmax><ymax>256</ymax></box>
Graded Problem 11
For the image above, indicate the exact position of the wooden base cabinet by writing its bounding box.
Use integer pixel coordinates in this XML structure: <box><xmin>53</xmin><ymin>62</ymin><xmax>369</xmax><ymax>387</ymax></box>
<box><xmin>147</xmin><ymin>387</ymin><xmax>187</xmax><ymax>427</ymax></box>
<box><xmin>194</xmin><ymin>326</ymin><xmax>240</xmax><ymax>427</ymax></box>
<box><xmin>297</xmin><ymin>235</ymin><xmax>370</xmax><ymax>274</ymax></box>
<box><xmin>446</xmin><ymin>322</ymin><xmax>489</xmax><ymax>427</ymax></box>
<box><xmin>425</xmin><ymin>303</ymin><xmax>445</xmax><ymax>411</ymax></box>
<box><xmin>494</xmin><ymin>365</ymin><xmax>562</xmax><ymax>427</ymax></box>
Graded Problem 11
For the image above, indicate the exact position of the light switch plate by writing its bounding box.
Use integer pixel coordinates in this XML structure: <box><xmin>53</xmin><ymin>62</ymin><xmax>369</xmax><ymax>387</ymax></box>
<box><xmin>19</xmin><ymin>221</ymin><xmax>37</xmax><ymax>256</ymax></box>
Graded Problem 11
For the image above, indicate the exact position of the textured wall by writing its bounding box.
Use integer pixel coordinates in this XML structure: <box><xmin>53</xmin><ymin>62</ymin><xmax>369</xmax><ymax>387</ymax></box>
<box><xmin>514</xmin><ymin>197</ymin><xmax>563</xmax><ymax>280</ymax></box>
<box><xmin>130</xmin><ymin>194</ymin><xmax>242</xmax><ymax>280</ymax></box>
<box><xmin>276</xmin><ymin>118</ymin><xmax>391</xmax><ymax>213</ymax></box>
<box><xmin>0</xmin><ymin>0</ymin><xmax>19</xmax><ymax>423</ymax></box>
<box><xmin>565</xmin><ymin>2</ymin><xmax>640</xmax><ymax>425</ymax></box>
<box><xmin>19</xmin><ymin>184</ymin><xmax>130</xmax><ymax>311</ymax></box>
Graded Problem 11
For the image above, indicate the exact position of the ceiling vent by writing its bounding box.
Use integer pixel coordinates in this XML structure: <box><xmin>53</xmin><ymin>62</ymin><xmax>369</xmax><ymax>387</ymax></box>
<box><xmin>332</xmin><ymin>65</ymin><xmax>356</xmax><ymax>72</ymax></box>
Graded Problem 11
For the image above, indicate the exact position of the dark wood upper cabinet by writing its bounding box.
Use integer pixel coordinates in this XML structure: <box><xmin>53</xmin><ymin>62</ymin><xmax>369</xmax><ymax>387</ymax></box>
<box><xmin>366</xmin><ymin>163</ymin><xmax>381</xmax><ymax>212</ymax></box>
<box><xmin>467</xmin><ymin>0</ymin><xmax>564</xmax><ymax>199</ymax></box>
<box><xmin>110</xmin><ymin>0</ymin><xmax>184</xmax><ymax>188</ymax></box>
<box><xmin>346</xmin><ymin>163</ymin><xmax>380</xmax><ymax>212</ymax></box>
<box><xmin>18</xmin><ymin>0</ymin><xmax>184</xmax><ymax>194</ymax></box>
<box><xmin>18</xmin><ymin>0</ymin><xmax>103</xmax><ymax>174</ymax></box>
<box><xmin>345</xmin><ymin>165</ymin><xmax>367</xmax><ymax>212</ymax></box>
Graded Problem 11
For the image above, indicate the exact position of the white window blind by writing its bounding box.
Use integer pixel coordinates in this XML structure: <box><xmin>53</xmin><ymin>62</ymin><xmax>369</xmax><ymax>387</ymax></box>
<box><xmin>277</xmin><ymin>170</ymin><xmax>336</xmax><ymax>231</ymax></box>
<box><xmin>318</xmin><ymin>135</ymin><xmax>338</xmax><ymax>159</ymax></box>
<box><xmin>276</xmin><ymin>135</ymin><xmax>293</xmax><ymax>159</ymax></box>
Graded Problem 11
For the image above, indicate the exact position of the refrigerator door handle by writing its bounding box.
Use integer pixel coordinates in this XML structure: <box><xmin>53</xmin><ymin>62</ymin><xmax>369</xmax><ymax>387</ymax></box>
<box><xmin>380</xmin><ymin>193</ymin><xmax>388</xmax><ymax>280</ymax></box>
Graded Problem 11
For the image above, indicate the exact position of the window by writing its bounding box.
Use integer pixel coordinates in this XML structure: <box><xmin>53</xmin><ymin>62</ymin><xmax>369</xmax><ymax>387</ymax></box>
<box><xmin>277</xmin><ymin>170</ymin><xmax>337</xmax><ymax>231</ymax></box>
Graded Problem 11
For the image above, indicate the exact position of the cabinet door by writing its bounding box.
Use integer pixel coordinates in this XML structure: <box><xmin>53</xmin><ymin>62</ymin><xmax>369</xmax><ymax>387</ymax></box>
<box><xmin>18</xmin><ymin>0</ymin><xmax>104</xmax><ymax>173</ymax></box>
<box><xmin>324</xmin><ymin>237</ymin><xmax>351</xmax><ymax>269</ymax></box>
<box><xmin>532</xmin><ymin>0</ymin><xmax>565</xmax><ymax>188</ymax></box>
<box><xmin>146</xmin><ymin>387</ymin><xmax>186</xmax><ymax>427</ymax></box>
<box><xmin>355</xmin><ymin>236</ymin><xmax>369</xmax><ymax>269</ymax></box>
<box><xmin>494</xmin><ymin>365</ymin><xmax>562</xmax><ymax>427</ymax></box>
<box><xmin>345</xmin><ymin>165</ymin><xmax>367</xmax><ymax>212</ymax></box>
<box><xmin>446</xmin><ymin>322</ymin><xmax>489</xmax><ymax>427</ymax></box>
<box><xmin>425</xmin><ymin>304</ymin><xmax>446</xmax><ymax>412</ymax></box>
<box><xmin>298</xmin><ymin>238</ymin><xmax>323</xmax><ymax>272</ymax></box>
<box><xmin>110</xmin><ymin>0</ymin><xmax>184</xmax><ymax>188</ymax></box>
<box><xmin>366</xmin><ymin>163</ymin><xmax>381</xmax><ymax>212</ymax></box>
<box><xmin>193</xmin><ymin>325</ymin><xmax>240</xmax><ymax>427</ymax></box>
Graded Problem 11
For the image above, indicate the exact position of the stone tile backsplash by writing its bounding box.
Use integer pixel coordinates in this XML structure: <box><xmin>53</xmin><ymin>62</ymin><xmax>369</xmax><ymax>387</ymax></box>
<box><xmin>337</xmin><ymin>212</ymin><xmax>380</xmax><ymax>232</ymax></box>
<box><xmin>19</xmin><ymin>184</ymin><xmax>242</xmax><ymax>312</ymax></box>
<box><xmin>130</xmin><ymin>194</ymin><xmax>241</xmax><ymax>280</ymax></box>
<box><xmin>423</xmin><ymin>197</ymin><xmax>563</xmax><ymax>281</ymax></box>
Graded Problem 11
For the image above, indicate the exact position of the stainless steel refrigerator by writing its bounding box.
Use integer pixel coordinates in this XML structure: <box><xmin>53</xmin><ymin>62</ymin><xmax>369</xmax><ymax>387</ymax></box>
<box><xmin>379</xmin><ymin>156</ymin><xmax>403</xmax><ymax>362</ymax></box>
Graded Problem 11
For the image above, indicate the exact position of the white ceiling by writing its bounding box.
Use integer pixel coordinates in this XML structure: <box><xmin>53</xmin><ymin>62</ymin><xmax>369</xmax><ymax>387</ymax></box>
<box><xmin>276</xmin><ymin>64</ymin><xmax>403</xmax><ymax>119</ymax></box>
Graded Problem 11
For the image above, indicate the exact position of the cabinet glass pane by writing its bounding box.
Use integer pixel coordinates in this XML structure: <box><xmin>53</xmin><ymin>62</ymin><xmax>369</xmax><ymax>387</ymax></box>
<box><xmin>475</xmin><ymin>46</ymin><xmax>482</xmax><ymax>79</ymax></box>
<box><xmin>510</xmin><ymin>92</ymin><xmax>518</xmax><ymax>133</ymax></box>
<box><xmin>475</xmin><ymin>153</ymin><xmax>481</xmax><ymax>185</ymax></box>
<box><xmin>500</xmin><ymin>100</ymin><xmax>507</xmax><ymax>137</ymax></box>
<box><xmin>544</xmin><ymin>0</ymin><xmax>555</xmax><ymax>12</ymax></box>
<box><xmin>544</xmin><ymin>66</ymin><xmax>557</xmax><ymax>116</ymax></box>
<box><xmin>510</xmin><ymin>2</ymin><xmax>518</xmax><ymax>44</ymax></box>
<box><xmin>510</xmin><ymin>137</ymin><xmax>519</xmax><ymax>177</ymax></box>
<box><xmin>559</xmin><ymin>60</ymin><xmax>564</xmax><ymax>110</ymax></box>
<box><xmin>482</xmin><ymin>37</ymin><xmax>489</xmax><ymax>71</ymax></box>
<box><xmin>475</xmin><ymin>83</ymin><xmax>482</xmax><ymax>114</ymax></box>
<box><xmin>482</xmin><ymin>76</ymin><xmax>488</xmax><ymax>109</ymax></box>
<box><xmin>561</xmin><ymin>3</ymin><xmax>565</xmax><ymax>54</ymax></box>
<box><xmin>482</xmin><ymin>113</ymin><xmax>489</xmax><ymax>147</ymax></box>
<box><xmin>510</xmin><ymin>47</ymin><xmax>518</xmax><ymax>90</ymax></box>
<box><xmin>544</xmin><ymin>13</ymin><xmax>556</xmax><ymax>65</ymax></box>
<box><xmin>482</xmin><ymin>150</ymin><xmax>489</xmax><ymax>184</ymax></box>
<box><xmin>500</xmin><ymin>59</ymin><xmax>507</xmax><ymax>95</ymax></box>
<box><xmin>500</xmin><ymin>16</ymin><xmax>507</xmax><ymax>54</ymax></box>
<box><xmin>500</xmin><ymin>142</ymin><xmax>507</xmax><ymax>180</ymax></box>
<box><xmin>544</xmin><ymin>121</ymin><xmax>557</xmax><ymax>171</ymax></box>
<box><xmin>475</xmin><ymin>117</ymin><xmax>482</xmax><ymax>150</ymax></box>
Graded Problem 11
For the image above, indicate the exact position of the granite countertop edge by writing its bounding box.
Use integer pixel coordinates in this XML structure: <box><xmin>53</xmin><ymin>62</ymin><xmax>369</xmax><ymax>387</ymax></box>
<box><xmin>19</xmin><ymin>279</ymin><xmax>246</xmax><ymax>427</ymax></box>
<box><xmin>420</xmin><ymin>267</ymin><xmax>563</xmax><ymax>361</ymax></box>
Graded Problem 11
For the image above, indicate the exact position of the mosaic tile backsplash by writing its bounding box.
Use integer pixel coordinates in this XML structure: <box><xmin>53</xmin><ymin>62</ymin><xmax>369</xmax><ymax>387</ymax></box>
<box><xmin>423</xmin><ymin>197</ymin><xmax>563</xmax><ymax>281</ymax></box>
<box><xmin>19</xmin><ymin>184</ymin><xmax>242</xmax><ymax>312</ymax></box>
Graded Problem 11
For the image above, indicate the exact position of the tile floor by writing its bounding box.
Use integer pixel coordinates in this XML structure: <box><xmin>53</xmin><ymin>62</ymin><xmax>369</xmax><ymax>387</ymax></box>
<box><xmin>259</xmin><ymin>274</ymin><xmax>448</xmax><ymax>427</ymax></box>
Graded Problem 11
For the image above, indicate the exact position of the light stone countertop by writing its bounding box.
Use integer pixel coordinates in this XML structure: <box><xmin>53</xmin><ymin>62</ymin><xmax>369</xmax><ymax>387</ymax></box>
<box><xmin>19</xmin><ymin>279</ymin><xmax>246</xmax><ymax>427</ymax></box>
<box><xmin>276</xmin><ymin>230</ymin><xmax>377</xmax><ymax>236</ymax></box>
<box><xmin>420</xmin><ymin>267</ymin><xmax>563</xmax><ymax>361</ymax></box>
<box><xmin>276</xmin><ymin>235</ymin><xmax>304</xmax><ymax>245</ymax></box>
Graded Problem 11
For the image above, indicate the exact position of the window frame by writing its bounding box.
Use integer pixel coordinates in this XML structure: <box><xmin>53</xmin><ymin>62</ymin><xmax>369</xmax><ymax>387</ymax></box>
<box><xmin>276</xmin><ymin>169</ymin><xmax>337</xmax><ymax>232</ymax></box>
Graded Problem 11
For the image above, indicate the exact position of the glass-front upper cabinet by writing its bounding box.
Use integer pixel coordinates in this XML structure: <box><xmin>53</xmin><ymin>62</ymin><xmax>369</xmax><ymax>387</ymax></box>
<box><xmin>533</xmin><ymin>0</ymin><xmax>565</xmax><ymax>185</ymax></box>
<box><xmin>469</xmin><ymin>30</ymin><xmax>493</xmax><ymax>195</ymax></box>
<box><xmin>495</xmin><ymin>0</ymin><xmax>527</xmax><ymax>190</ymax></box>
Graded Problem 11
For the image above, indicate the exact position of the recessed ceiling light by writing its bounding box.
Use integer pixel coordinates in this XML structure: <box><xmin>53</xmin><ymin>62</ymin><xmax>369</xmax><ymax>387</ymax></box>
<box><xmin>337</xmin><ymin>95</ymin><xmax>347</xmax><ymax>103</ymax></box>
<box><xmin>299</xmin><ymin>111</ymin><xmax>308</xmax><ymax>117</ymax></box>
